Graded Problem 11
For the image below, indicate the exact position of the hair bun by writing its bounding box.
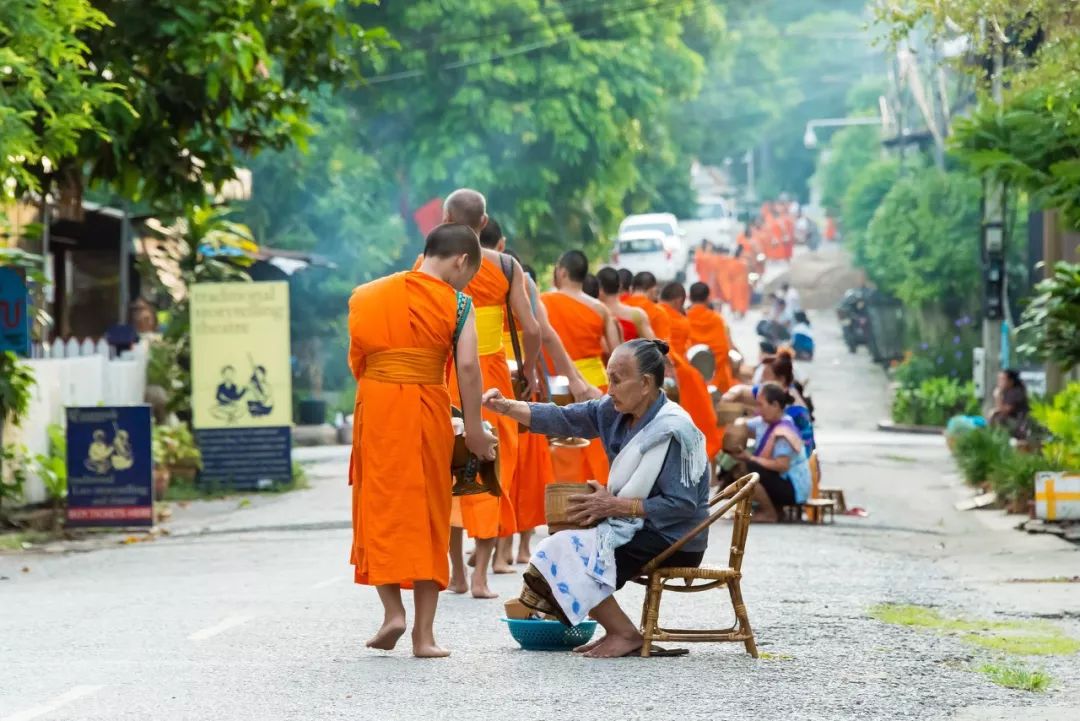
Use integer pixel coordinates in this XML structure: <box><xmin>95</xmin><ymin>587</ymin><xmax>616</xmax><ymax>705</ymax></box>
<box><xmin>652</xmin><ymin>340</ymin><xmax>670</xmax><ymax>356</ymax></box>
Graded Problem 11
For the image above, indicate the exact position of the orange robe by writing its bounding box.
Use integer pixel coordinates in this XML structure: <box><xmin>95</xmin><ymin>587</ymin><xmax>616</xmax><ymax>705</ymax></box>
<box><xmin>447</xmin><ymin>256</ymin><xmax>519</xmax><ymax>539</ymax></box>
<box><xmin>687</xmin><ymin>303</ymin><xmax>735</xmax><ymax>392</ymax></box>
<box><xmin>727</xmin><ymin>256</ymin><xmax>751</xmax><ymax>315</ymax></box>
<box><xmin>347</xmin><ymin>271</ymin><xmax>457</xmax><ymax>590</ymax></box>
<box><xmin>694</xmin><ymin>248</ymin><xmax>711</xmax><ymax>288</ymax></box>
<box><xmin>540</xmin><ymin>292</ymin><xmax>611</xmax><ymax>485</ymax></box>
<box><xmin>623</xmin><ymin>294</ymin><xmax>671</xmax><ymax>342</ymax></box>
<box><xmin>660</xmin><ymin>304</ymin><xmax>722</xmax><ymax>460</ymax></box>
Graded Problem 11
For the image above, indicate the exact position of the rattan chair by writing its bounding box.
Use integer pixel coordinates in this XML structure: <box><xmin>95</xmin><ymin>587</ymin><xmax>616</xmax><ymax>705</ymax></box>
<box><xmin>632</xmin><ymin>473</ymin><xmax>760</xmax><ymax>658</ymax></box>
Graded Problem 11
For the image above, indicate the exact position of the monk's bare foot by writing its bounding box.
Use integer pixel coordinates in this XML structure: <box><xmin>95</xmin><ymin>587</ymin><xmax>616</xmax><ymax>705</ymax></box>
<box><xmin>573</xmin><ymin>635</ymin><xmax>606</xmax><ymax>654</ymax></box>
<box><xmin>492</xmin><ymin>561</ymin><xmax>515</xmax><ymax>575</ymax></box>
<box><xmin>470</xmin><ymin>574</ymin><xmax>498</xmax><ymax>599</ymax></box>
<box><xmin>446</xmin><ymin>577</ymin><xmax>468</xmax><ymax>594</ymax></box>
<box><xmin>515</xmin><ymin>548</ymin><xmax>531</xmax><ymax>564</ymax></box>
<box><xmin>466</xmin><ymin>551</ymin><xmax>476</xmax><ymax>568</ymax></box>
<box><xmin>583</xmin><ymin>632</ymin><xmax>643</xmax><ymax>659</ymax></box>
<box><xmin>412</xmin><ymin>631</ymin><xmax>450</xmax><ymax>658</ymax></box>
<box><xmin>365</xmin><ymin>618</ymin><xmax>406</xmax><ymax>651</ymax></box>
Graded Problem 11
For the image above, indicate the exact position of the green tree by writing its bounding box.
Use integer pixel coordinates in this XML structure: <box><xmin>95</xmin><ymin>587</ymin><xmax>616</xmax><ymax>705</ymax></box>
<box><xmin>0</xmin><ymin>0</ymin><xmax>124</xmax><ymax>197</ymax></box>
<box><xmin>74</xmin><ymin>0</ymin><xmax>389</xmax><ymax>213</ymax></box>
<box><xmin>812</xmin><ymin>124</ymin><xmax>882</xmax><ymax>213</ymax></box>
<box><xmin>841</xmin><ymin>156</ymin><xmax>902</xmax><ymax>270</ymax></box>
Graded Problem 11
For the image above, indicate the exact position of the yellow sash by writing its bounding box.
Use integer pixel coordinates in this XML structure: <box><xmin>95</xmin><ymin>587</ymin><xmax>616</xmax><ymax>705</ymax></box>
<box><xmin>502</xmin><ymin>330</ymin><xmax>524</xmax><ymax>359</ymax></box>
<box><xmin>474</xmin><ymin>305</ymin><xmax>506</xmax><ymax>356</ymax></box>
<box><xmin>363</xmin><ymin>347</ymin><xmax>446</xmax><ymax>385</ymax></box>
<box><xmin>574</xmin><ymin>356</ymin><xmax>608</xmax><ymax>388</ymax></box>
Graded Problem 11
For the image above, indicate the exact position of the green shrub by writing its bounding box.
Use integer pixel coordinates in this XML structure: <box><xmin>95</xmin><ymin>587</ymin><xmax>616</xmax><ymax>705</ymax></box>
<box><xmin>988</xmin><ymin>447</ymin><xmax>1060</xmax><ymax>500</ymax></box>
<box><xmin>893</xmin><ymin>376</ymin><xmax>980</xmax><ymax>426</ymax></box>
<box><xmin>1031</xmin><ymin>381</ymin><xmax>1080</xmax><ymax>470</ymax></box>
<box><xmin>952</xmin><ymin>427</ymin><xmax>1012</xmax><ymax>486</ymax></box>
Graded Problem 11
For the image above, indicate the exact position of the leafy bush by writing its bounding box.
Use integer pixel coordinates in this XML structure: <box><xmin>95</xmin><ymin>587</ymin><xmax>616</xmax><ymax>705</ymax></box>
<box><xmin>33</xmin><ymin>423</ymin><xmax>67</xmax><ymax>504</ymax></box>
<box><xmin>152</xmin><ymin>425</ymin><xmax>202</xmax><ymax>469</ymax></box>
<box><xmin>893</xmin><ymin>339</ymin><xmax>977</xmax><ymax>390</ymax></box>
<box><xmin>988</xmin><ymin>447</ymin><xmax>1059</xmax><ymax>500</ymax></box>
<box><xmin>952</xmin><ymin>427</ymin><xmax>1012</xmax><ymax>486</ymax></box>
<box><xmin>893</xmin><ymin>376</ymin><xmax>981</xmax><ymax>427</ymax></box>
<box><xmin>1031</xmin><ymin>382</ymin><xmax>1080</xmax><ymax>470</ymax></box>
<box><xmin>1018</xmin><ymin>262</ymin><xmax>1080</xmax><ymax>371</ymax></box>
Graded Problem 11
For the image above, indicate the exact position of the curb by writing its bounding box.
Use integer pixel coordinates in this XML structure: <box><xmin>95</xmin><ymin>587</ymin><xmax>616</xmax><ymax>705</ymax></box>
<box><xmin>876</xmin><ymin>420</ymin><xmax>944</xmax><ymax>435</ymax></box>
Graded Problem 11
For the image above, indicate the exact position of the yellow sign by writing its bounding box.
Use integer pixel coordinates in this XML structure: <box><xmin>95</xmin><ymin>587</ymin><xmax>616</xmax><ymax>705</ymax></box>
<box><xmin>191</xmin><ymin>282</ymin><xmax>292</xmax><ymax>430</ymax></box>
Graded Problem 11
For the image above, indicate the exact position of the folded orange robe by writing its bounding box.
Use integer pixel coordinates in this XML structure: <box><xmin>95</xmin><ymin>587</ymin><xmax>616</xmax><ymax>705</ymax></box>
<box><xmin>447</xmin><ymin>255</ymin><xmax>519</xmax><ymax>539</ymax></box>
<box><xmin>347</xmin><ymin>271</ymin><xmax>457</xmax><ymax>590</ymax></box>
<box><xmin>687</xmin><ymin>303</ymin><xmax>735</xmax><ymax>392</ymax></box>
<box><xmin>661</xmin><ymin>304</ymin><xmax>722</xmax><ymax>459</ymax></box>
<box><xmin>540</xmin><ymin>292</ymin><xmax>610</xmax><ymax>485</ymax></box>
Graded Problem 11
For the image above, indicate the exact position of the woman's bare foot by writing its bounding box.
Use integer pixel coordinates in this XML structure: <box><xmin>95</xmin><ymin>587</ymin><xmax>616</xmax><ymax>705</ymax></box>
<box><xmin>470</xmin><ymin>573</ymin><xmax>498</xmax><ymax>599</ymax></box>
<box><xmin>573</xmin><ymin>635</ymin><xmax>606</xmax><ymax>654</ymax></box>
<box><xmin>365</xmin><ymin>618</ymin><xmax>407</xmax><ymax>651</ymax></box>
<box><xmin>583</xmin><ymin>632</ymin><xmax>643</xmax><ymax>658</ymax></box>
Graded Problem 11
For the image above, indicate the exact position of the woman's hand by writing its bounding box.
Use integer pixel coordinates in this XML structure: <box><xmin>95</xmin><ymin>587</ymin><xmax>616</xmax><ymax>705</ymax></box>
<box><xmin>482</xmin><ymin>388</ymin><xmax>512</xmax><ymax>414</ymax></box>
<box><xmin>735</xmin><ymin>449</ymin><xmax>752</xmax><ymax>462</ymax></box>
<box><xmin>566</xmin><ymin>481</ymin><xmax>624</xmax><ymax>526</ymax></box>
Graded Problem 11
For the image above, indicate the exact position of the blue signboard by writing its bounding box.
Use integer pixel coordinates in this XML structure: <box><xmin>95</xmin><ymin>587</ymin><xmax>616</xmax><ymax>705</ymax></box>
<box><xmin>195</xmin><ymin>427</ymin><xmax>292</xmax><ymax>491</ymax></box>
<box><xmin>0</xmin><ymin>267</ymin><xmax>30</xmax><ymax>356</ymax></box>
<box><xmin>66</xmin><ymin>406</ymin><xmax>153</xmax><ymax>528</ymax></box>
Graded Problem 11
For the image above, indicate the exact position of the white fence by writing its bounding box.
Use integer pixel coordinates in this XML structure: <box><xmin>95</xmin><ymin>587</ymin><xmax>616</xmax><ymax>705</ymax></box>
<box><xmin>9</xmin><ymin>339</ymin><xmax>148</xmax><ymax>504</ymax></box>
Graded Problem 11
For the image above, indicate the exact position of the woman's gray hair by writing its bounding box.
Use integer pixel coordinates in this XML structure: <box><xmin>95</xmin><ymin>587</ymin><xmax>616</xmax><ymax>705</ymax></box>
<box><xmin>623</xmin><ymin>338</ymin><xmax>669</xmax><ymax>387</ymax></box>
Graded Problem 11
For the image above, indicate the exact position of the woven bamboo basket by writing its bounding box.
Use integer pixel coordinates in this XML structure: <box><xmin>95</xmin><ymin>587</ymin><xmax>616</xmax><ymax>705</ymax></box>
<box><xmin>544</xmin><ymin>482</ymin><xmax>596</xmax><ymax>533</ymax></box>
<box><xmin>722</xmin><ymin>423</ymin><xmax>749</xmax><ymax>453</ymax></box>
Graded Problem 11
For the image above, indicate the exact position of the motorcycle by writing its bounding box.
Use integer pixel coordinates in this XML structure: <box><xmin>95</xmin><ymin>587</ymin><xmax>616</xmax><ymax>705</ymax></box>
<box><xmin>837</xmin><ymin>288</ymin><xmax>875</xmax><ymax>356</ymax></box>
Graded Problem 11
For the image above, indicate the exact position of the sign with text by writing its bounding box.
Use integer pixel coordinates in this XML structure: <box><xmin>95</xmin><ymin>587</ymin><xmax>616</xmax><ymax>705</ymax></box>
<box><xmin>0</xmin><ymin>267</ymin><xmax>30</xmax><ymax>356</ymax></box>
<box><xmin>191</xmin><ymin>282</ymin><xmax>292</xmax><ymax>488</ymax></box>
<box><xmin>66</xmin><ymin>406</ymin><xmax>153</xmax><ymax>527</ymax></box>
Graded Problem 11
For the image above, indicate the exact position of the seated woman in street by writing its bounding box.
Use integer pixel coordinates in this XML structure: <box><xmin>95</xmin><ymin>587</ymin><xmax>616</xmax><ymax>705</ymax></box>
<box><xmin>733</xmin><ymin>382</ymin><xmax>811</xmax><ymax>522</ymax></box>
<box><xmin>989</xmin><ymin>369</ymin><xmax>1030</xmax><ymax>439</ymax></box>
<box><xmin>726</xmin><ymin>350</ymin><xmax>815</xmax><ymax>456</ymax></box>
<box><xmin>482</xmin><ymin>338</ymin><xmax>709</xmax><ymax>659</ymax></box>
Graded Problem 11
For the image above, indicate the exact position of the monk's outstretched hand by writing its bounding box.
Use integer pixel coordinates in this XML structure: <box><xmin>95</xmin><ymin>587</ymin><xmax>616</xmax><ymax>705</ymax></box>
<box><xmin>466</xmin><ymin>426</ymin><xmax>498</xmax><ymax>461</ymax></box>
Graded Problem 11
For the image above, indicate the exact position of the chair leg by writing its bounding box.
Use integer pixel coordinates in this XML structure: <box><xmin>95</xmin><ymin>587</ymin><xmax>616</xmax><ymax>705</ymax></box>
<box><xmin>640</xmin><ymin>576</ymin><xmax>663</xmax><ymax>658</ymax></box>
<box><xmin>728</xmin><ymin>578</ymin><xmax>758</xmax><ymax>658</ymax></box>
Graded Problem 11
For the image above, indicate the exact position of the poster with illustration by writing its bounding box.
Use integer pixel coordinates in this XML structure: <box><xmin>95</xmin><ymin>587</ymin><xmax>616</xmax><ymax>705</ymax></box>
<box><xmin>190</xmin><ymin>282</ymin><xmax>292</xmax><ymax>489</ymax></box>
<box><xmin>66</xmin><ymin>406</ymin><xmax>153</xmax><ymax>527</ymax></box>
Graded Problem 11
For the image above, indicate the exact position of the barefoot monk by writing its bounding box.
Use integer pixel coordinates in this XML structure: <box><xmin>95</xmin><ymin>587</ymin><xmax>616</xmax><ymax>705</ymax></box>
<box><xmin>347</xmin><ymin>223</ymin><xmax>497</xmax><ymax>658</ymax></box>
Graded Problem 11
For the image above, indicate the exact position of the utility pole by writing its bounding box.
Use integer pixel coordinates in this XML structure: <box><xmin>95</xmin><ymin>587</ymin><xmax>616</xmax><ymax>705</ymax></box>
<box><xmin>981</xmin><ymin>46</ymin><xmax>1006</xmax><ymax>413</ymax></box>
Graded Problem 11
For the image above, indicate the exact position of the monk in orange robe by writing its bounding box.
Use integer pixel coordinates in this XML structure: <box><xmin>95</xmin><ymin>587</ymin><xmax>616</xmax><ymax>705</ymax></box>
<box><xmin>348</xmin><ymin>223</ymin><xmax>497</xmax><ymax>658</ymax></box>
<box><xmin>440</xmin><ymin>192</ymin><xmax>541</xmax><ymax>598</ymax></box>
<box><xmin>541</xmin><ymin>250</ymin><xmax>621</xmax><ymax>485</ymax></box>
<box><xmin>596</xmin><ymin>266</ymin><xmax>654</xmax><ymax>342</ymax></box>
<box><xmin>693</xmin><ymin>240</ymin><xmax>712</xmax><ymax>290</ymax></box>
<box><xmin>686</xmin><ymin>281</ymin><xmax>736</xmax><ymax>392</ymax></box>
<box><xmin>623</xmin><ymin>271</ymin><xmax>671</xmax><ymax>342</ymax></box>
<box><xmin>658</xmin><ymin>282</ymin><xmax>723</xmax><ymax>460</ymax></box>
<box><xmin>729</xmin><ymin>245</ymin><xmax>753</xmax><ymax>317</ymax></box>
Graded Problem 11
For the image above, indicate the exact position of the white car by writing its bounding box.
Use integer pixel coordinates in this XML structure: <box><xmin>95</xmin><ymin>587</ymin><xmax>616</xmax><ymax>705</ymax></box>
<box><xmin>615</xmin><ymin>212</ymin><xmax>689</xmax><ymax>280</ymax></box>
<box><xmin>610</xmin><ymin>230</ymin><xmax>687</xmax><ymax>282</ymax></box>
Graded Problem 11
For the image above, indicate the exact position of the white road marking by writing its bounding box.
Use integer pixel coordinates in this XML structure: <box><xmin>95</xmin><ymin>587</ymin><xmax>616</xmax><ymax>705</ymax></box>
<box><xmin>2</xmin><ymin>685</ymin><xmax>104</xmax><ymax>721</ymax></box>
<box><xmin>187</xmin><ymin>614</ymin><xmax>254</xmax><ymax>642</ymax></box>
<box><xmin>311</xmin><ymin>576</ymin><xmax>344</xmax><ymax>590</ymax></box>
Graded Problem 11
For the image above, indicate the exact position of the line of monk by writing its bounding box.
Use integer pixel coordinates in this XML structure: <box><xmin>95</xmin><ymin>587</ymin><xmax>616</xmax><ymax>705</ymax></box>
<box><xmin>347</xmin><ymin>188</ymin><xmax>747</xmax><ymax>657</ymax></box>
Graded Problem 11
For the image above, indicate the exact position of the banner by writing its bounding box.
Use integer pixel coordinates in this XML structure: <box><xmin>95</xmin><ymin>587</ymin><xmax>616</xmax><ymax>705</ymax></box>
<box><xmin>191</xmin><ymin>282</ymin><xmax>292</xmax><ymax>489</ymax></box>
<box><xmin>0</xmin><ymin>267</ymin><xmax>30</xmax><ymax>356</ymax></box>
<box><xmin>66</xmin><ymin>406</ymin><xmax>153</xmax><ymax>527</ymax></box>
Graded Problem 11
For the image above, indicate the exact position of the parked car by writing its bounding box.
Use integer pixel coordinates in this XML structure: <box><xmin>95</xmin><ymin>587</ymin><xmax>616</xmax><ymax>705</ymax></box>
<box><xmin>616</xmin><ymin>213</ymin><xmax>689</xmax><ymax>280</ymax></box>
<box><xmin>610</xmin><ymin>230</ymin><xmax>686</xmax><ymax>282</ymax></box>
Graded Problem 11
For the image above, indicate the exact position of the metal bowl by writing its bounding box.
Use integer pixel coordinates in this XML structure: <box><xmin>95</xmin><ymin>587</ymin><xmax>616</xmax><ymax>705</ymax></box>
<box><xmin>687</xmin><ymin>344</ymin><xmax>716</xmax><ymax>381</ymax></box>
<box><xmin>548</xmin><ymin>375</ymin><xmax>573</xmax><ymax>405</ymax></box>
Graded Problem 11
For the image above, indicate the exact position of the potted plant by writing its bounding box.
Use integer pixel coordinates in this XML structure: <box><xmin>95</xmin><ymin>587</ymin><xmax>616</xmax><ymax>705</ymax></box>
<box><xmin>152</xmin><ymin>424</ymin><xmax>202</xmax><ymax>495</ymax></box>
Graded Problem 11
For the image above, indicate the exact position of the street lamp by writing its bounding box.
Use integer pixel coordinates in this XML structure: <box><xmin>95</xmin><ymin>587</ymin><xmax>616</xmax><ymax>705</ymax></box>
<box><xmin>803</xmin><ymin>116</ymin><xmax>884</xmax><ymax>149</ymax></box>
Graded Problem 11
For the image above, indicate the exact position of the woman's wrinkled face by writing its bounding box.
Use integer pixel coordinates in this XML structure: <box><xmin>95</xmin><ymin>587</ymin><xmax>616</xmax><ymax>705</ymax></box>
<box><xmin>757</xmin><ymin>393</ymin><xmax>784</xmax><ymax>422</ymax></box>
<box><xmin>607</xmin><ymin>348</ymin><xmax>653</xmax><ymax>415</ymax></box>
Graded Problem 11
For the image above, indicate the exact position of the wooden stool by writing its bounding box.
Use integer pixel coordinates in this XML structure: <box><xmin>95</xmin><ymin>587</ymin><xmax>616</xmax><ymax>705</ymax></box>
<box><xmin>781</xmin><ymin>504</ymin><xmax>803</xmax><ymax>523</ymax></box>
<box><xmin>804</xmin><ymin>498</ymin><xmax>837</xmax><ymax>524</ymax></box>
<box><xmin>818</xmin><ymin>487</ymin><xmax>846</xmax><ymax>513</ymax></box>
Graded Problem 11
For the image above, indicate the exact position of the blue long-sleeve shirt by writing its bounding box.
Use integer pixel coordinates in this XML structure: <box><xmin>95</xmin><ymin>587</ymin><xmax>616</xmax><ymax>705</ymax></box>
<box><xmin>528</xmin><ymin>394</ymin><xmax>711</xmax><ymax>552</ymax></box>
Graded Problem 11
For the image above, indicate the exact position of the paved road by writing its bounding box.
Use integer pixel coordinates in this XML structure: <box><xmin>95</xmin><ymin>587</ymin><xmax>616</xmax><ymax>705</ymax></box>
<box><xmin>2</xmin><ymin>268</ymin><xmax>1078</xmax><ymax>720</ymax></box>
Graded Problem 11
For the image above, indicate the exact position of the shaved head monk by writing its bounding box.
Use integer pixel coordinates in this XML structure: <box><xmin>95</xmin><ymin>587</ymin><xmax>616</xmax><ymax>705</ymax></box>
<box><xmin>596</xmin><ymin>267</ymin><xmax>654</xmax><ymax>342</ymax></box>
<box><xmin>441</xmin><ymin>190</ymin><xmax>542</xmax><ymax>598</ymax></box>
<box><xmin>348</xmin><ymin>223</ymin><xmax>497</xmax><ymax>657</ymax></box>
<box><xmin>624</xmin><ymin>271</ymin><xmax>672</xmax><ymax>343</ymax></box>
<box><xmin>658</xmin><ymin>282</ymin><xmax>723</xmax><ymax>460</ymax></box>
<box><xmin>542</xmin><ymin>250</ymin><xmax>621</xmax><ymax>484</ymax></box>
<box><xmin>687</xmin><ymin>282</ymin><xmax>737</xmax><ymax>392</ymax></box>
<box><xmin>616</xmin><ymin>268</ymin><xmax>633</xmax><ymax>300</ymax></box>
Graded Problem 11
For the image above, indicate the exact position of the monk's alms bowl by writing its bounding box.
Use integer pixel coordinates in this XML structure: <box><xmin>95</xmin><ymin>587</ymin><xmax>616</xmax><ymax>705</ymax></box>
<box><xmin>687</xmin><ymin>344</ymin><xmax>716</xmax><ymax>382</ymax></box>
<box><xmin>548</xmin><ymin>375</ymin><xmax>573</xmax><ymax>406</ymax></box>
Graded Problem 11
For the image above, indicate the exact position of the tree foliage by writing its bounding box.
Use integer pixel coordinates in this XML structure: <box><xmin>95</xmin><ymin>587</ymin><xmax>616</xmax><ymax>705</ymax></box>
<box><xmin>1018</xmin><ymin>262</ymin><xmax>1080</xmax><ymax>371</ymax></box>
<box><xmin>813</xmin><ymin>124</ymin><xmax>882</xmax><ymax>213</ymax></box>
<box><xmin>0</xmin><ymin>0</ymin><xmax>124</xmax><ymax>196</ymax></box>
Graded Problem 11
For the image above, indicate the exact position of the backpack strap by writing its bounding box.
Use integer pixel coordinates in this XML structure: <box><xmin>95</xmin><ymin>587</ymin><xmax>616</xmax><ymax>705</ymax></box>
<box><xmin>453</xmin><ymin>291</ymin><xmax>472</xmax><ymax>349</ymax></box>
<box><xmin>500</xmin><ymin>255</ymin><xmax>526</xmax><ymax>398</ymax></box>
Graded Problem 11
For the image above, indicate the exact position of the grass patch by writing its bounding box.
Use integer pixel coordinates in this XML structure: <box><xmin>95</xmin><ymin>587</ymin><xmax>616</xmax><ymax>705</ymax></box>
<box><xmin>0</xmin><ymin>530</ymin><xmax>59</xmax><ymax>550</ymax></box>
<box><xmin>882</xmin><ymin>454</ymin><xmax>918</xmax><ymax>463</ymax></box>
<box><xmin>963</xmin><ymin>632</ymin><xmax>1080</xmax><ymax>656</ymax></box>
<box><xmin>869</xmin><ymin>604</ymin><xmax>947</xmax><ymax>628</ymax></box>
<box><xmin>977</xmin><ymin>663</ymin><xmax>1052</xmax><ymax>692</ymax></box>
<box><xmin>758</xmin><ymin>651</ymin><xmax>794</xmax><ymax>661</ymax></box>
<box><xmin>164</xmin><ymin>462</ymin><xmax>309</xmax><ymax>502</ymax></box>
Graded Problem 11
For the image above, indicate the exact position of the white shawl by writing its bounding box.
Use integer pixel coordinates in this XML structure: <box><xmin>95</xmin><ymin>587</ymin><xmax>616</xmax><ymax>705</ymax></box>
<box><xmin>532</xmin><ymin>400</ymin><xmax>706</xmax><ymax>625</ymax></box>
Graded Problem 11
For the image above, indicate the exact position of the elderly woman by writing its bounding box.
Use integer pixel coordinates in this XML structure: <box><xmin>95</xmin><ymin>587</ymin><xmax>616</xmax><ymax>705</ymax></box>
<box><xmin>482</xmin><ymin>339</ymin><xmax>709</xmax><ymax>658</ymax></box>
<box><xmin>733</xmin><ymin>382</ymin><xmax>811</xmax><ymax>523</ymax></box>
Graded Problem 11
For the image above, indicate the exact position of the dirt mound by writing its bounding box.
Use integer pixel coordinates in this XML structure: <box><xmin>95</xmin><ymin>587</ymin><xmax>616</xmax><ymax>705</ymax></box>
<box><xmin>763</xmin><ymin>247</ymin><xmax>865</xmax><ymax>310</ymax></box>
